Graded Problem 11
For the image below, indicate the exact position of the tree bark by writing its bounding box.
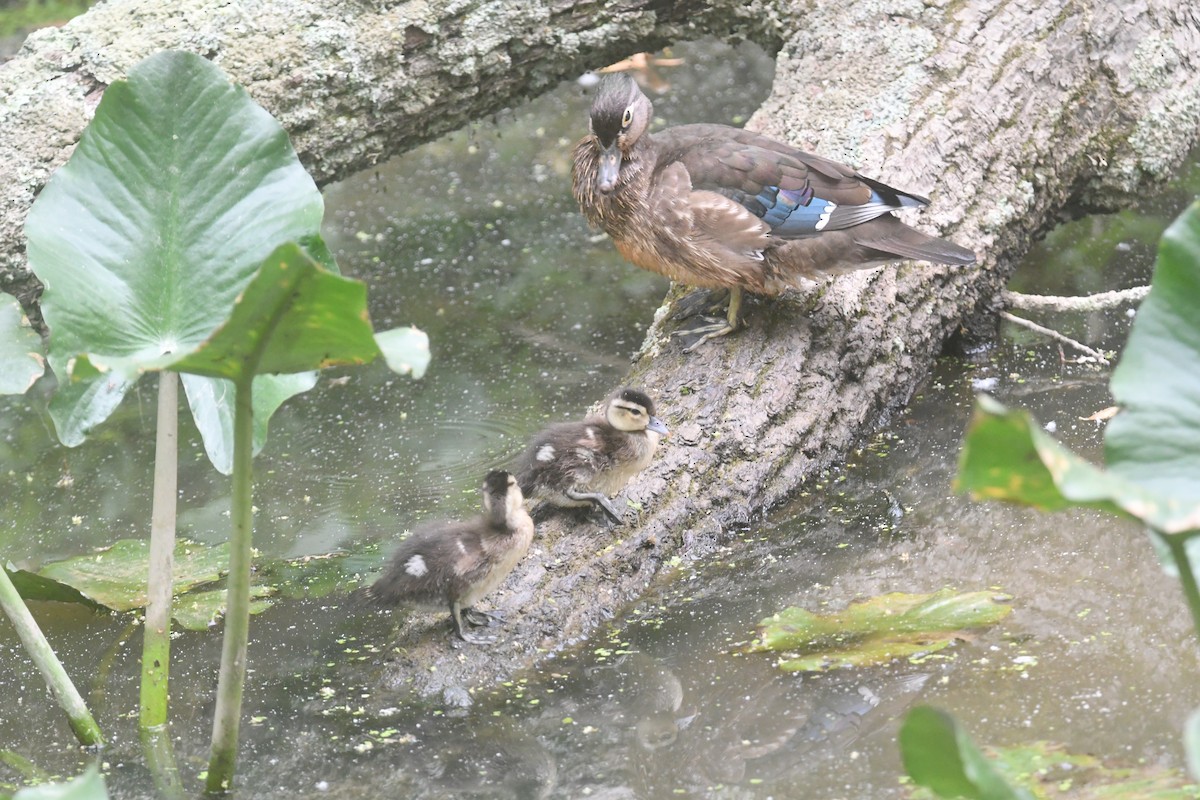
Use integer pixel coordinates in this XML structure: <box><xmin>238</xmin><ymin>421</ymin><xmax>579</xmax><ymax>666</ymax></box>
<box><xmin>0</xmin><ymin>0</ymin><xmax>780</xmax><ymax>310</ymax></box>
<box><xmin>1</xmin><ymin>0</ymin><xmax>1197</xmax><ymax>701</ymax></box>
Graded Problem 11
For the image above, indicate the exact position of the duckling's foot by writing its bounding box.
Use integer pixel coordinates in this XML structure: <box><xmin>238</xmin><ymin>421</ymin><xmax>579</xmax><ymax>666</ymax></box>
<box><xmin>566</xmin><ymin>488</ymin><xmax>624</xmax><ymax>524</ymax></box>
<box><xmin>454</xmin><ymin>628</ymin><xmax>499</xmax><ymax>646</ymax></box>
<box><xmin>450</xmin><ymin>602</ymin><xmax>498</xmax><ymax>645</ymax></box>
<box><xmin>674</xmin><ymin>315</ymin><xmax>738</xmax><ymax>352</ymax></box>
<box><xmin>464</xmin><ymin>608</ymin><xmax>502</xmax><ymax>627</ymax></box>
<box><xmin>592</xmin><ymin>497</ymin><xmax>624</xmax><ymax>525</ymax></box>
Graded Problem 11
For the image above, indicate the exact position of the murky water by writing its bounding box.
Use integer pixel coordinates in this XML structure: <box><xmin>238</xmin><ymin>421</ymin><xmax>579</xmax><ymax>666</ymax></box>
<box><xmin>3</xmin><ymin>36</ymin><xmax>1200</xmax><ymax>799</ymax></box>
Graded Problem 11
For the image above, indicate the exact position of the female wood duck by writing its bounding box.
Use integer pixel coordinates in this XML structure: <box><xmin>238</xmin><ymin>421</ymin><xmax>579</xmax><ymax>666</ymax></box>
<box><xmin>514</xmin><ymin>388</ymin><xmax>669</xmax><ymax>524</ymax></box>
<box><xmin>363</xmin><ymin>470</ymin><xmax>534</xmax><ymax>645</ymax></box>
<box><xmin>572</xmin><ymin>72</ymin><xmax>977</xmax><ymax>349</ymax></box>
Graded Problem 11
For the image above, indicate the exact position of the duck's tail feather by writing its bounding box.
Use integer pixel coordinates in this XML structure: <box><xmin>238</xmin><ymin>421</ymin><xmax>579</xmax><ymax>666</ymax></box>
<box><xmin>854</xmin><ymin>215</ymin><xmax>976</xmax><ymax>266</ymax></box>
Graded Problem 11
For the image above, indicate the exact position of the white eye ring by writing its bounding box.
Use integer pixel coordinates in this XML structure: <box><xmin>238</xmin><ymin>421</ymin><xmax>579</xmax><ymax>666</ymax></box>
<box><xmin>621</xmin><ymin>108</ymin><xmax>633</xmax><ymax>127</ymax></box>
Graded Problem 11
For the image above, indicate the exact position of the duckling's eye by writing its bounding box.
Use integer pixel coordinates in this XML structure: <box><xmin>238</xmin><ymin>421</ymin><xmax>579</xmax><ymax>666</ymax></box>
<box><xmin>621</xmin><ymin>108</ymin><xmax>633</xmax><ymax>128</ymax></box>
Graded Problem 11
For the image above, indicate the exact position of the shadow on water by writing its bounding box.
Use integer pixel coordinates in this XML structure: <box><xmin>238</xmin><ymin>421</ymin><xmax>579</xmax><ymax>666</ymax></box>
<box><xmin>3</xmin><ymin>34</ymin><xmax>1200</xmax><ymax>799</ymax></box>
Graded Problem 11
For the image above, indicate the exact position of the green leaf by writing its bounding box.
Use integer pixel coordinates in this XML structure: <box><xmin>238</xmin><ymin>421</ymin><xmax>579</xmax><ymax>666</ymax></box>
<box><xmin>374</xmin><ymin>327</ymin><xmax>431</xmax><ymax>379</ymax></box>
<box><xmin>957</xmin><ymin>203</ymin><xmax>1200</xmax><ymax>537</ymax></box>
<box><xmin>1107</xmin><ymin>201</ymin><xmax>1200</xmax><ymax>512</ymax></box>
<box><xmin>34</xmin><ymin>539</ymin><xmax>231</xmax><ymax>613</ymax></box>
<box><xmin>168</xmin><ymin>244</ymin><xmax>384</xmax><ymax>380</ymax></box>
<box><xmin>956</xmin><ymin>396</ymin><xmax>1171</xmax><ymax>522</ymax></box>
<box><xmin>908</xmin><ymin>739</ymin><xmax>1200</xmax><ymax>799</ymax></box>
<box><xmin>172</xmin><ymin>586</ymin><xmax>275</xmax><ymax>631</ymax></box>
<box><xmin>0</xmin><ymin>293</ymin><xmax>44</xmax><ymax>394</ymax></box>
<box><xmin>900</xmin><ymin>706</ymin><xmax>1030</xmax><ymax>800</ymax></box>
<box><xmin>13</xmin><ymin>763</ymin><xmax>108</xmax><ymax>800</ymax></box>
<box><xmin>3</xmin><ymin>565</ymin><xmax>101</xmax><ymax>608</ymax></box>
<box><xmin>25</xmin><ymin>50</ymin><xmax>323</xmax><ymax>464</ymax></box>
<box><xmin>181</xmin><ymin>371</ymin><xmax>317</xmax><ymax>475</ymax></box>
<box><xmin>747</xmin><ymin>589</ymin><xmax>1011</xmax><ymax>671</ymax></box>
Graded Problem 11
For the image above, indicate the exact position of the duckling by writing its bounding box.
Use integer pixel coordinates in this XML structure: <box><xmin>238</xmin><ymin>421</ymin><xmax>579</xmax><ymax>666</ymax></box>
<box><xmin>363</xmin><ymin>470</ymin><xmax>534</xmax><ymax>645</ymax></box>
<box><xmin>514</xmin><ymin>388</ymin><xmax>669</xmax><ymax>524</ymax></box>
<box><xmin>572</xmin><ymin>72</ymin><xmax>977</xmax><ymax>350</ymax></box>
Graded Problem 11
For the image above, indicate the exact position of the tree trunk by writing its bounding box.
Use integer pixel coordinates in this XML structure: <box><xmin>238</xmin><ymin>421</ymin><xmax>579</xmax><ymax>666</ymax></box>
<box><xmin>1</xmin><ymin>0</ymin><xmax>1197</xmax><ymax>701</ymax></box>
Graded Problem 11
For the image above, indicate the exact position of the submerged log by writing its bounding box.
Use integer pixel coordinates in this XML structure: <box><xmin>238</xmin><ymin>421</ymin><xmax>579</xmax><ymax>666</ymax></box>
<box><xmin>0</xmin><ymin>0</ymin><xmax>1197</xmax><ymax>699</ymax></box>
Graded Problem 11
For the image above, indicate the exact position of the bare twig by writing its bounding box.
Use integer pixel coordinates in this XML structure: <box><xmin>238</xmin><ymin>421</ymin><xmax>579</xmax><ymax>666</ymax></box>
<box><xmin>1003</xmin><ymin>286</ymin><xmax>1150</xmax><ymax>313</ymax></box>
<box><xmin>1000</xmin><ymin>311</ymin><xmax>1111</xmax><ymax>365</ymax></box>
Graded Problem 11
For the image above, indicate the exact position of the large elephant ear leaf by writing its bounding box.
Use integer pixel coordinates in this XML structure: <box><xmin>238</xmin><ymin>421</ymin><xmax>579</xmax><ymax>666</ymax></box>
<box><xmin>25</xmin><ymin>50</ymin><xmax>324</xmax><ymax>463</ymax></box>
<box><xmin>0</xmin><ymin>293</ymin><xmax>44</xmax><ymax>395</ymax></box>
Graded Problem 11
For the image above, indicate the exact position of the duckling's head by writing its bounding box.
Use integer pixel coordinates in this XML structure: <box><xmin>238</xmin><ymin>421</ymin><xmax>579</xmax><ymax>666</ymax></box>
<box><xmin>588</xmin><ymin>72</ymin><xmax>653</xmax><ymax>193</ymax></box>
<box><xmin>607</xmin><ymin>388</ymin><xmax>671</xmax><ymax>439</ymax></box>
<box><xmin>482</xmin><ymin>470</ymin><xmax>526</xmax><ymax>527</ymax></box>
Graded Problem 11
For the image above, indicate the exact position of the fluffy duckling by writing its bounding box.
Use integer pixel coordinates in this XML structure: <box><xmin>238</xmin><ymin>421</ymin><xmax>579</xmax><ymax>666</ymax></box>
<box><xmin>572</xmin><ymin>72</ymin><xmax>976</xmax><ymax>349</ymax></box>
<box><xmin>514</xmin><ymin>388</ymin><xmax>669</xmax><ymax>523</ymax></box>
<box><xmin>363</xmin><ymin>470</ymin><xmax>534</xmax><ymax>645</ymax></box>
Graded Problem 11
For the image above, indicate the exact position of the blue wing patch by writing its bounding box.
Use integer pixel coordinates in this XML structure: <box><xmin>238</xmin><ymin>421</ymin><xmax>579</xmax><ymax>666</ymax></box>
<box><xmin>747</xmin><ymin>186</ymin><xmax>901</xmax><ymax>238</ymax></box>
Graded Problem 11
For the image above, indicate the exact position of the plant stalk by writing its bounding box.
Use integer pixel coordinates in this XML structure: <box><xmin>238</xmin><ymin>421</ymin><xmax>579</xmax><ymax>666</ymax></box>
<box><xmin>0</xmin><ymin>565</ymin><xmax>104</xmax><ymax>746</ymax></box>
<box><xmin>141</xmin><ymin>724</ymin><xmax>185</xmax><ymax>800</ymax></box>
<box><xmin>140</xmin><ymin>369</ymin><xmax>178</xmax><ymax>729</ymax></box>
<box><xmin>1165</xmin><ymin>530</ymin><xmax>1200</xmax><ymax>644</ymax></box>
<box><xmin>205</xmin><ymin>375</ymin><xmax>255</xmax><ymax>794</ymax></box>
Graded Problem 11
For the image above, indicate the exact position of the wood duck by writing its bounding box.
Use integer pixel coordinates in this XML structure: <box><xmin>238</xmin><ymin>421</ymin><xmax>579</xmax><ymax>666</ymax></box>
<box><xmin>572</xmin><ymin>72</ymin><xmax>977</xmax><ymax>349</ymax></box>
<box><xmin>363</xmin><ymin>470</ymin><xmax>534</xmax><ymax>644</ymax></box>
<box><xmin>514</xmin><ymin>388</ymin><xmax>669</xmax><ymax>524</ymax></box>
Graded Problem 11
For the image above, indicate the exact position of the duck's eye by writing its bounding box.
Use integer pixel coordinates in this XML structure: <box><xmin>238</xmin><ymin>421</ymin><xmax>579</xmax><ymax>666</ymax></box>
<box><xmin>621</xmin><ymin>108</ymin><xmax>633</xmax><ymax>128</ymax></box>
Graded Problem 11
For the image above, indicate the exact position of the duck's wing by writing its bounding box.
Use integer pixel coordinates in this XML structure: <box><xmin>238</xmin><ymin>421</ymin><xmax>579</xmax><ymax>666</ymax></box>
<box><xmin>654</xmin><ymin>124</ymin><xmax>930</xmax><ymax>239</ymax></box>
<box><xmin>367</xmin><ymin>520</ymin><xmax>487</xmax><ymax>604</ymax></box>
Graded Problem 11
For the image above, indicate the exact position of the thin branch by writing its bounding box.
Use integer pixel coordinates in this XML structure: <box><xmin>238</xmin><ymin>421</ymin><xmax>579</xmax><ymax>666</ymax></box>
<box><xmin>1003</xmin><ymin>286</ymin><xmax>1150</xmax><ymax>313</ymax></box>
<box><xmin>999</xmin><ymin>311</ymin><xmax>1111</xmax><ymax>365</ymax></box>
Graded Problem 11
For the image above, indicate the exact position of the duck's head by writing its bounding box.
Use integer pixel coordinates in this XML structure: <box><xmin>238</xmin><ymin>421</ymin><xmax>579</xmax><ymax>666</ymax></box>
<box><xmin>482</xmin><ymin>470</ymin><xmax>525</xmax><ymax>526</ymax></box>
<box><xmin>588</xmin><ymin>72</ymin><xmax>652</xmax><ymax>194</ymax></box>
<box><xmin>606</xmin><ymin>388</ymin><xmax>670</xmax><ymax>438</ymax></box>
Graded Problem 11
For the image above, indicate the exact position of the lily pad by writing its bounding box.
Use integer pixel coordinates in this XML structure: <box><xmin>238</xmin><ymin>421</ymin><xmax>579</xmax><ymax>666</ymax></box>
<box><xmin>2</xmin><ymin>566</ymin><xmax>100</xmax><ymax>609</ymax></box>
<box><xmin>749</xmin><ymin>589</ymin><xmax>1012</xmax><ymax>671</ymax></box>
<box><xmin>256</xmin><ymin>551</ymin><xmax>369</xmax><ymax>599</ymax></box>
<box><xmin>13</xmin><ymin>543</ymin><xmax>364</xmax><ymax>619</ymax></box>
<box><xmin>172</xmin><ymin>586</ymin><xmax>276</xmax><ymax>631</ymax></box>
<box><xmin>0</xmin><ymin>293</ymin><xmax>44</xmax><ymax>395</ymax></box>
<box><xmin>34</xmin><ymin>539</ymin><xmax>230</xmax><ymax>612</ymax></box>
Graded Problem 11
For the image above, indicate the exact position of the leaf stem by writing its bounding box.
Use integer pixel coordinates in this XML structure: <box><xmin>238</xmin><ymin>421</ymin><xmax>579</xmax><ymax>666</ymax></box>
<box><xmin>140</xmin><ymin>369</ymin><xmax>178</xmax><ymax>729</ymax></box>
<box><xmin>0</xmin><ymin>565</ymin><xmax>104</xmax><ymax>746</ymax></box>
<box><xmin>141</xmin><ymin>724</ymin><xmax>185</xmax><ymax>800</ymax></box>
<box><xmin>1164</xmin><ymin>531</ymin><xmax>1200</xmax><ymax>643</ymax></box>
<box><xmin>205</xmin><ymin>374</ymin><xmax>255</xmax><ymax>794</ymax></box>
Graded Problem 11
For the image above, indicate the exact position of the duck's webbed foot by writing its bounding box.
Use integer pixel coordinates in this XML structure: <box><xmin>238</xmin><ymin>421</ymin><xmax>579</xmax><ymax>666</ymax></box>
<box><xmin>450</xmin><ymin>602</ymin><xmax>498</xmax><ymax>645</ymax></box>
<box><xmin>565</xmin><ymin>488</ymin><xmax>624</xmax><ymax>524</ymax></box>
<box><xmin>674</xmin><ymin>315</ymin><xmax>739</xmax><ymax>352</ymax></box>
<box><xmin>669</xmin><ymin>288</ymin><xmax>730</xmax><ymax>322</ymax></box>
<box><xmin>672</xmin><ymin>287</ymin><xmax>743</xmax><ymax>352</ymax></box>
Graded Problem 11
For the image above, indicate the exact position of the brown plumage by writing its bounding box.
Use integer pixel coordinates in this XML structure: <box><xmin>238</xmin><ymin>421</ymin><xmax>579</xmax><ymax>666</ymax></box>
<box><xmin>362</xmin><ymin>470</ymin><xmax>534</xmax><ymax>645</ymax></box>
<box><xmin>572</xmin><ymin>72</ymin><xmax>977</xmax><ymax>348</ymax></box>
<box><xmin>513</xmin><ymin>388</ymin><xmax>669</xmax><ymax>524</ymax></box>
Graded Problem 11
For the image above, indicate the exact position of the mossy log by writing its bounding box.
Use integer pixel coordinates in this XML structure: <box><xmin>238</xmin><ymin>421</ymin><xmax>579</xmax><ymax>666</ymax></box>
<box><xmin>0</xmin><ymin>0</ymin><xmax>1196</xmax><ymax>701</ymax></box>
